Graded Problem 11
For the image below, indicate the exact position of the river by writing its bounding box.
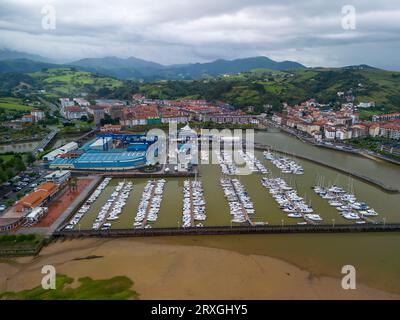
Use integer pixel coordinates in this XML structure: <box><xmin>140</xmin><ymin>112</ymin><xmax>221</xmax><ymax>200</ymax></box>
<box><xmin>254</xmin><ymin>130</ymin><xmax>400</xmax><ymax>189</ymax></box>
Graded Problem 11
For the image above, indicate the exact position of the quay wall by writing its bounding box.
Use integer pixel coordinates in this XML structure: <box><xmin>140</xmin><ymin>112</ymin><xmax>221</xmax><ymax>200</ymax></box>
<box><xmin>70</xmin><ymin>171</ymin><xmax>196</xmax><ymax>178</ymax></box>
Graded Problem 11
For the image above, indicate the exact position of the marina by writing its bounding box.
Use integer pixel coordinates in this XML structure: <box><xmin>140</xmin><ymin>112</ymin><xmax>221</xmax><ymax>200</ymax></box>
<box><xmin>220</xmin><ymin>178</ymin><xmax>255</xmax><ymax>225</ymax></box>
<box><xmin>263</xmin><ymin>150</ymin><xmax>304</xmax><ymax>174</ymax></box>
<box><xmin>182</xmin><ymin>180</ymin><xmax>206</xmax><ymax>228</ymax></box>
<box><xmin>64</xmin><ymin>177</ymin><xmax>112</xmax><ymax>230</ymax></box>
<box><xmin>216</xmin><ymin>150</ymin><xmax>239</xmax><ymax>175</ymax></box>
<box><xmin>261</xmin><ymin>177</ymin><xmax>321</xmax><ymax>224</ymax></box>
<box><xmin>92</xmin><ymin>181</ymin><xmax>133</xmax><ymax>230</ymax></box>
<box><xmin>314</xmin><ymin>182</ymin><xmax>378</xmax><ymax>223</ymax></box>
<box><xmin>61</xmin><ymin>131</ymin><xmax>400</xmax><ymax>232</ymax></box>
<box><xmin>134</xmin><ymin>179</ymin><xmax>166</xmax><ymax>229</ymax></box>
<box><xmin>239</xmin><ymin>150</ymin><xmax>269</xmax><ymax>173</ymax></box>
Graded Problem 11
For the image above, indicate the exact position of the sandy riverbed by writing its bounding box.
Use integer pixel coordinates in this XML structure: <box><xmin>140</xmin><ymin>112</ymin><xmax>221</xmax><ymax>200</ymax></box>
<box><xmin>0</xmin><ymin>238</ymin><xmax>399</xmax><ymax>300</ymax></box>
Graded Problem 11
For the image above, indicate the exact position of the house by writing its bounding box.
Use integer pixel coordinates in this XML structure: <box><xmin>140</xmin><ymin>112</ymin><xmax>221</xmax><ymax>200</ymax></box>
<box><xmin>351</xmin><ymin>124</ymin><xmax>368</xmax><ymax>139</ymax></box>
<box><xmin>296</xmin><ymin>122</ymin><xmax>308</xmax><ymax>133</ymax></box>
<box><xmin>336</xmin><ymin>128</ymin><xmax>352</xmax><ymax>140</ymax></box>
<box><xmin>379</xmin><ymin>123</ymin><xmax>400</xmax><ymax>140</ymax></box>
<box><xmin>31</xmin><ymin>109</ymin><xmax>45</xmax><ymax>121</ymax></box>
<box><xmin>369</xmin><ymin>123</ymin><xmax>380</xmax><ymax>137</ymax></box>
<box><xmin>272</xmin><ymin>113</ymin><xmax>283</xmax><ymax>125</ymax></box>
<box><xmin>21</xmin><ymin>114</ymin><xmax>34</xmax><ymax>123</ymax></box>
<box><xmin>306</xmin><ymin>124</ymin><xmax>321</xmax><ymax>135</ymax></box>
<box><xmin>372</xmin><ymin>113</ymin><xmax>400</xmax><ymax>122</ymax></box>
<box><xmin>87</xmin><ymin>105</ymin><xmax>106</xmax><ymax>125</ymax></box>
<box><xmin>73</xmin><ymin>98</ymin><xmax>90</xmax><ymax>108</ymax></box>
<box><xmin>324</xmin><ymin>127</ymin><xmax>336</xmax><ymax>140</ymax></box>
<box><xmin>357</xmin><ymin>102</ymin><xmax>375</xmax><ymax>109</ymax></box>
<box><xmin>311</xmin><ymin>131</ymin><xmax>323</xmax><ymax>141</ymax></box>
<box><xmin>286</xmin><ymin>118</ymin><xmax>297</xmax><ymax>128</ymax></box>
<box><xmin>63</xmin><ymin>106</ymin><xmax>88</xmax><ymax>120</ymax></box>
<box><xmin>59</xmin><ymin>98</ymin><xmax>74</xmax><ymax>108</ymax></box>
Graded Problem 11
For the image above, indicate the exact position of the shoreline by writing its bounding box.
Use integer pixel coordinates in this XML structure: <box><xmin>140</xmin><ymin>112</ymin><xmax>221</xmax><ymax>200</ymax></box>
<box><xmin>0</xmin><ymin>237</ymin><xmax>399</xmax><ymax>299</ymax></box>
<box><xmin>263</xmin><ymin>124</ymin><xmax>400</xmax><ymax>166</ymax></box>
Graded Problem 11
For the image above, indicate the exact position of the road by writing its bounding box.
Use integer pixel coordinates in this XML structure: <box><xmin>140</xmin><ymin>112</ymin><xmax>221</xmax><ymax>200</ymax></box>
<box><xmin>32</xmin><ymin>128</ymin><xmax>59</xmax><ymax>155</ymax></box>
<box><xmin>37</xmin><ymin>96</ymin><xmax>59</xmax><ymax>116</ymax></box>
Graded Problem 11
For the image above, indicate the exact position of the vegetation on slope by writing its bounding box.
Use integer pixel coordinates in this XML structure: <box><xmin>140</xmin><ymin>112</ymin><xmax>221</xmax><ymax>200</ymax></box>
<box><xmin>137</xmin><ymin>67</ymin><xmax>400</xmax><ymax>115</ymax></box>
<box><xmin>0</xmin><ymin>65</ymin><xmax>399</xmax><ymax>118</ymax></box>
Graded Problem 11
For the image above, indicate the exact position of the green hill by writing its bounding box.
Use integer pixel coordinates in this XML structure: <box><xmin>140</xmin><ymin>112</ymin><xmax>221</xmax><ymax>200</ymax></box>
<box><xmin>137</xmin><ymin>67</ymin><xmax>400</xmax><ymax>116</ymax></box>
<box><xmin>7</xmin><ymin>68</ymin><xmax>124</xmax><ymax>99</ymax></box>
<box><xmin>1</xmin><ymin>65</ymin><xmax>399</xmax><ymax>118</ymax></box>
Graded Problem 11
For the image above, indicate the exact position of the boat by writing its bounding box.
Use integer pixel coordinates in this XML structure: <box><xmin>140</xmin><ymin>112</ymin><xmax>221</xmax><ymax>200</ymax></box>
<box><xmin>304</xmin><ymin>214</ymin><xmax>323</xmax><ymax>221</ymax></box>
<box><xmin>288</xmin><ymin>213</ymin><xmax>302</xmax><ymax>218</ymax></box>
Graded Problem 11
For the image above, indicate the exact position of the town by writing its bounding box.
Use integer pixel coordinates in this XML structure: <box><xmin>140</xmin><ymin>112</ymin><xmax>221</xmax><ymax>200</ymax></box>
<box><xmin>271</xmin><ymin>100</ymin><xmax>400</xmax><ymax>159</ymax></box>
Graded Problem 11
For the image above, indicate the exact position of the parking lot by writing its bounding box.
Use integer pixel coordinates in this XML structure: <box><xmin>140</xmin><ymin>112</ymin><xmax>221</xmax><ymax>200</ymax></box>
<box><xmin>0</xmin><ymin>165</ymin><xmax>49</xmax><ymax>214</ymax></box>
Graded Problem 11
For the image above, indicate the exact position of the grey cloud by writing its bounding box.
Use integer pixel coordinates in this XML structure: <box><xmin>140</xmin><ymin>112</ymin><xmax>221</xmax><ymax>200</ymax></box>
<box><xmin>0</xmin><ymin>0</ymin><xmax>399</xmax><ymax>69</ymax></box>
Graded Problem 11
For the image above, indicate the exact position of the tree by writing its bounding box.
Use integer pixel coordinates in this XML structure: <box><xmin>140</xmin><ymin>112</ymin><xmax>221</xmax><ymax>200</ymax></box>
<box><xmin>15</xmin><ymin>158</ymin><xmax>26</xmax><ymax>172</ymax></box>
<box><xmin>5</xmin><ymin>168</ymin><xmax>14</xmax><ymax>179</ymax></box>
<box><xmin>26</xmin><ymin>153</ymin><xmax>36</xmax><ymax>164</ymax></box>
<box><xmin>0</xmin><ymin>169</ymin><xmax>7</xmax><ymax>183</ymax></box>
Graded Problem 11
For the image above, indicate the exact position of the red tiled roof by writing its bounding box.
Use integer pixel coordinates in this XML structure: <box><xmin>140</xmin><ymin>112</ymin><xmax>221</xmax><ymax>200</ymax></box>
<box><xmin>65</xmin><ymin>106</ymin><xmax>85</xmax><ymax>112</ymax></box>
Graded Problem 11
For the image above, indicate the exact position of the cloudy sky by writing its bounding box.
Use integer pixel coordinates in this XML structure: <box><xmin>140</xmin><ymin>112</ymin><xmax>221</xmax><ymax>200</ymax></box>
<box><xmin>0</xmin><ymin>0</ymin><xmax>400</xmax><ymax>69</ymax></box>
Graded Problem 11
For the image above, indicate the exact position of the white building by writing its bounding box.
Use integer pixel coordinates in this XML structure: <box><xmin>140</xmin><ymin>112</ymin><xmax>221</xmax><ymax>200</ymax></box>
<box><xmin>60</xmin><ymin>98</ymin><xmax>74</xmax><ymax>108</ymax></box>
<box><xmin>43</xmin><ymin>142</ymin><xmax>78</xmax><ymax>161</ymax></box>
<box><xmin>45</xmin><ymin>170</ymin><xmax>71</xmax><ymax>185</ymax></box>
<box><xmin>89</xmin><ymin>137</ymin><xmax>112</xmax><ymax>150</ymax></box>
<box><xmin>324</xmin><ymin>127</ymin><xmax>336</xmax><ymax>140</ymax></box>
<box><xmin>73</xmin><ymin>98</ymin><xmax>90</xmax><ymax>108</ymax></box>
<box><xmin>63</xmin><ymin>106</ymin><xmax>88</xmax><ymax>119</ymax></box>
<box><xmin>335</xmin><ymin>129</ymin><xmax>353</xmax><ymax>140</ymax></box>
<box><xmin>31</xmin><ymin>109</ymin><xmax>45</xmax><ymax>121</ymax></box>
<box><xmin>25</xmin><ymin>207</ymin><xmax>48</xmax><ymax>223</ymax></box>
<box><xmin>272</xmin><ymin>113</ymin><xmax>283</xmax><ymax>125</ymax></box>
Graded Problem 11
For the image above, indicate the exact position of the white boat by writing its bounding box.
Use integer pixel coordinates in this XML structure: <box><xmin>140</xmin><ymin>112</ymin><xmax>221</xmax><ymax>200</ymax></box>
<box><xmin>288</xmin><ymin>213</ymin><xmax>302</xmax><ymax>218</ymax></box>
<box><xmin>304</xmin><ymin>214</ymin><xmax>323</xmax><ymax>221</ymax></box>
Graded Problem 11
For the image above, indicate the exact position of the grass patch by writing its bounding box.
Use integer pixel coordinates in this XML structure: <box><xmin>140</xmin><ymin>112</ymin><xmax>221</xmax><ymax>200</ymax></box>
<box><xmin>0</xmin><ymin>97</ymin><xmax>32</xmax><ymax>111</ymax></box>
<box><xmin>0</xmin><ymin>274</ymin><xmax>139</xmax><ymax>300</ymax></box>
<box><xmin>0</xmin><ymin>154</ymin><xmax>14</xmax><ymax>161</ymax></box>
<box><xmin>0</xmin><ymin>234</ymin><xmax>44</xmax><ymax>248</ymax></box>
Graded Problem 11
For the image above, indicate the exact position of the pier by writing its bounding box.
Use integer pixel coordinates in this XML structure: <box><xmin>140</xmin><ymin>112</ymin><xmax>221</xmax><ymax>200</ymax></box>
<box><xmin>189</xmin><ymin>182</ymin><xmax>195</xmax><ymax>227</ymax></box>
<box><xmin>55</xmin><ymin>222</ymin><xmax>400</xmax><ymax>238</ymax></box>
<box><xmin>230</xmin><ymin>179</ymin><xmax>254</xmax><ymax>226</ymax></box>
<box><xmin>142</xmin><ymin>181</ymin><xmax>156</xmax><ymax>227</ymax></box>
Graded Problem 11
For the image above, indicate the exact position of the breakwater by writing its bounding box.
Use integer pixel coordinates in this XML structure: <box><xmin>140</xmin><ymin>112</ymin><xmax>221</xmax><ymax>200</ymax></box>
<box><xmin>54</xmin><ymin>223</ymin><xmax>400</xmax><ymax>238</ymax></box>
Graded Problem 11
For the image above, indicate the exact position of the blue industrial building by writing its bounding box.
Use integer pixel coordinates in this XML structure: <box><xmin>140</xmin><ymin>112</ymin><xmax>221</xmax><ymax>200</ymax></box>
<box><xmin>49</xmin><ymin>133</ymin><xmax>157</xmax><ymax>170</ymax></box>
